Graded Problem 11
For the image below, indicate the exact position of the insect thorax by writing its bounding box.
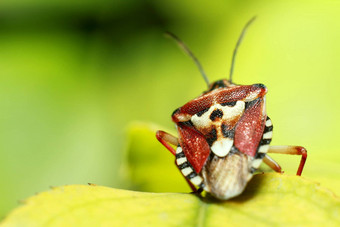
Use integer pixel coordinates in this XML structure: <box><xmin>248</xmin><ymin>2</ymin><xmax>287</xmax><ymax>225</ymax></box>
<box><xmin>190</xmin><ymin>100</ymin><xmax>245</xmax><ymax>157</ymax></box>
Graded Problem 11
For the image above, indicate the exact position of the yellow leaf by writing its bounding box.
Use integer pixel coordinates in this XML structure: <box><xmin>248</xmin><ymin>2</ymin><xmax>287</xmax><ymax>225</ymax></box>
<box><xmin>1</xmin><ymin>174</ymin><xmax>339</xmax><ymax>226</ymax></box>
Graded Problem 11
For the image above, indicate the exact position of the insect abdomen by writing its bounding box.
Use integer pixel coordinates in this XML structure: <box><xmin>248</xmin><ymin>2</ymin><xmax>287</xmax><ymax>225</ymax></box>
<box><xmin>201</xmin><ymin>149</ymin><xmax>252</xmax><ymax>200</ymax></box>
<box><xmin>201</xmin><ymin>116</ymin><xmax>273</xmax><ymax>200</ymax></box>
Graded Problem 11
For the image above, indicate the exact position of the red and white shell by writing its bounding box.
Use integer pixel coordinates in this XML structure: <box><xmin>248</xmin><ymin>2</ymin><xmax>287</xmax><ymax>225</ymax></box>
<box><xmin>172</xmin><ymin>79</ymin><xmax>273</xmax><ymax>199</ymax></box>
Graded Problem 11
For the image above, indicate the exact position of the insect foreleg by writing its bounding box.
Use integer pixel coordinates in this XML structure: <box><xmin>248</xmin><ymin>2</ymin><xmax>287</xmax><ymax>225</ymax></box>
<box><xmin>157</xmin><ymin>130</ymin><xmax>201</xmax><ymax>193</ymax></box>
<box><xmin>263</xmin><ymin>155</ymin><xmax>283</xmax><ymax>173</ymax></box>
<box><xmin>156</xmin><ymin>130</ymin><xmax>179</xmax><ymax>156</ymax></box>
<box><xmin>267</xmin><ymin>146</ymin><xmax>307</xmax><ymax>176</ymax></box>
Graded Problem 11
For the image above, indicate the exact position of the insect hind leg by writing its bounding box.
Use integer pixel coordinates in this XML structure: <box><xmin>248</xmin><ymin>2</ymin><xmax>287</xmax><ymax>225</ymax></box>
<box><xmin>267</xmin><ymin>146</ymin><xmax>307</xmax><ymax>176</ymax></box>
<box><xmin>263</xmin><ymin>154</ymin><xmax>283</xmax><ymax>173</ymax></box>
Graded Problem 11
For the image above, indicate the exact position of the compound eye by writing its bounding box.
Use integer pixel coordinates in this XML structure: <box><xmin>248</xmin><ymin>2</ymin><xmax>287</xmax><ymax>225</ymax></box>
<box><xmin>221</xmin><ymin>101</ymin><xmax>237</xmax><ymax>107</ymax></box>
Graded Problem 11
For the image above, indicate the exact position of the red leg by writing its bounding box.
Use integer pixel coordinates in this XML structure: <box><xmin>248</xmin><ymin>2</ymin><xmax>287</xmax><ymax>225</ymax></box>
<box><xmin>156</xmin><ymin>130</ymin><xmax>179</xmax><ymax>156</ymax></box>
<box><xmin>263</xmin><ymin>155</ymin><xmax>283</xmax><ymax>173</ymax></box>
<box><xmin>268</xmin><ymin>146</ymin><xmax>307</xmax><ymax>176</ymax></box>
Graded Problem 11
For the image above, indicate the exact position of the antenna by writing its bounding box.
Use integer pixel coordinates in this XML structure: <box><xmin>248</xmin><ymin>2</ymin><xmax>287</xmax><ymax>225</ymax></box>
<box><xmin>229</xmin><ymin>16</ymin><xmax>256</xmax><ymax>83</ymax></box>
<box><xmin>165</xmin><ymin>32</ymin><xmax>210</xmax><ymax>87</ymax></box>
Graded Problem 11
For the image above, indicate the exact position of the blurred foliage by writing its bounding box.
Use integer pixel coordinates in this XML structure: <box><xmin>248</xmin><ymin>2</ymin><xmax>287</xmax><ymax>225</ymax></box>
<box><xmin>125</xmin><ymin>122</ymin><xmax>188</xmax><ymax>192</ymax></box>
<box><xmin>0</xmin><ymin>0</ymin><xmax>339</xmax><ymax>219</ymax></box>
<box><xmin>2</xmin><ymin>174</ymin><xmax>339</xmax><ymax>226</ymax></box>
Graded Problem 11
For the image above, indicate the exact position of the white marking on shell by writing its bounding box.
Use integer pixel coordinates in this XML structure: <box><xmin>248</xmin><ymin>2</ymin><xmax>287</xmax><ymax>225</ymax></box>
<box><xmin>258</xmin><ymin>145</ymin><xmax>270</xmax><ymax>153</ymax></box>
<box><xmin>176</xmin><ymin>114</ymin><xmax>191</xmax><ymax>122</ymax></box>
<box><xmin>263</xmin><ymin>131</ymin><xmax>273</xmax><ymax>139</ymax></box>
<box><xmin>245</xmin><ymin>90</ymin><xmax>261</xmax><ymax>101</ymax></box>
<box><xmin>220</xmin><ymin>101</ymin><xmax>245</xmax><ymax>121</ymax></box>
<box><xmin>265</xmin><ymin>119</ymin><xmax>272</xmax><ymax>127</ymax></box>
<box><xmin>176</xmin><ymin>146</ymin><xmax>182</xmax><ymax>154</ymax></box>
<box><xmin>252</xmin><ymin>158</ymin><xmax>263</xmax><ymax>169</ymax></box>
<box><xmin>191</xmin><ymin>101</ymin><xmax>245</xmax><ymax>129</ymax></box>
<box><xmin>181</xmin><ymin>167</ymin><xmax>193</xmax><ymax>176</ymax></box>
<box><xmin>176</xmin><ymin>157</ymin><xmax>187</xmax><ymax>165</ymax></box>
<box><xmin>211</xmin><ymin>138</ymin><xmax>233</xmax><ymax>157</ymax></box>
<box><xmin>190</xmin><ymin>176</ymin><xmax>203</xmax><ymax>186</ymax></box>
<box><xmin>262</xmin><ymin>96</ymin><xmax>266</xmax><ymax>115</ymax></box>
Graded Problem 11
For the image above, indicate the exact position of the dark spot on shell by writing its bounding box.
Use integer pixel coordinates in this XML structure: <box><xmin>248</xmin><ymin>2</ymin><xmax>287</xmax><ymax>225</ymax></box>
<box><xmin>206</xmin><ymin>128</ymin><xmax>217</xmax><ymax>146</ymax></box>
<box><xmin>210</xmin><ymin>109</ymin><xmax>223</xmax><ymax>121</ymax></box>
<box><xmin>221</xmin><ymin>101</ymin><xmax>237</xmax><ymax>107</ymax></box>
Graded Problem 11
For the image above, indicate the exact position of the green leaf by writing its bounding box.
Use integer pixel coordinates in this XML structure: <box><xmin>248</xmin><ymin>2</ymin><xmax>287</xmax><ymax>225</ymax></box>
<box><xmin>1</xmin><ymin>174</ymin><xmax>339</xmax><ymax>226</ymax></box>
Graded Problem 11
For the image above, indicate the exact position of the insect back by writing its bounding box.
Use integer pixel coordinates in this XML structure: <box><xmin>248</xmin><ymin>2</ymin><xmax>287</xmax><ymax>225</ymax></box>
<box><xmin>171</xmin><ymin>80</ymin><xmax>270</xmax><ymax>199</ymax></box>
<box><xmin>156</xmin><ymin>17</ymin><xmax>307</xmax><ymax>200</ymax></box>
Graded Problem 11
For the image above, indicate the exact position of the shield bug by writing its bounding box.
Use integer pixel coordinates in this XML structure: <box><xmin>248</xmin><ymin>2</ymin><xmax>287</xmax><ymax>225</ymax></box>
<box><xmin>156</xmin><ymin>17</ymin><xmax>307</xmax><ymax>200</ymax></box>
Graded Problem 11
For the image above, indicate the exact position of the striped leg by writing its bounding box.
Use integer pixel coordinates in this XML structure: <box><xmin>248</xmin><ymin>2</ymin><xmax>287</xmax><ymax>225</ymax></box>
<box><xmin>267</xmin><ymin>146</ymin><xmax>307</xmax><ymax>176</ymax></box>
<box><xmin>156</xmin><ymin>130</ymin><xmax>203</xmax><ymax>192</ymax></box>
<box><xmin>175</xmin><ymin>146</ymin><xmax>205</xmax><ymax>192</ymax></box>
<box><xmin>251</xmin><ymin>116</ymin><xmax>273</xmax><ymax>172</ymax></box>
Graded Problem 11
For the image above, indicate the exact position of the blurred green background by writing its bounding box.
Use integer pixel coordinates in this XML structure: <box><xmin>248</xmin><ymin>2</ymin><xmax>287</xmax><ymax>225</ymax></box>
<box><xmin>1</xmin><ymin>0</ymin><xmax>339</xmax><ymax>218</ymax></box>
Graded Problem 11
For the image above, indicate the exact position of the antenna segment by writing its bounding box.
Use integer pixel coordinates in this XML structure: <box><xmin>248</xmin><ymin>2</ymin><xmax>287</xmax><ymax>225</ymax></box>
<box><xmin>165</xmin><ymin>32</ymin><xmax>210</xmax><ymax>87</ymax></box>
<box><xmin>229</xmin><ymin>16</ymin><xmax>257</xmax><ymax>83</ymax></box>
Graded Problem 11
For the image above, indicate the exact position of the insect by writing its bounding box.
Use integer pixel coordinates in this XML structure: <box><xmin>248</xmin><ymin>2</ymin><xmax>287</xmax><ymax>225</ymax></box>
<box><xmin>156</xmin><ymin>17</ymin><xmax>307</xmax><ymax>200</ymax></box>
